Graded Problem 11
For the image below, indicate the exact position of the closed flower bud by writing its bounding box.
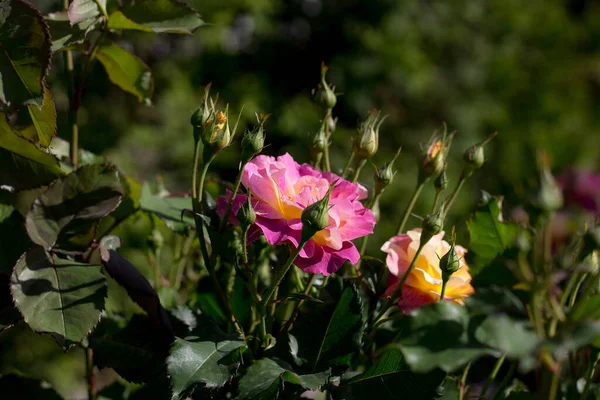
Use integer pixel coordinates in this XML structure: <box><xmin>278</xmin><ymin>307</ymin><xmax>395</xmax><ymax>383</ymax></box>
<box><xmin>353</xmin><ymin>109</ymin><xmax>387</xmax><ymax>161</ymax></box>
<box><xmin>327</xmin><ymin>115</ymin><xmax>337</xmax><ymax>132</ymax></box>
<box><xmin>419</xmin><ymin>124</ymin><xmax>454</xmax><ymax>183</ymax></box>
<box><xmin>241</xmin><ymin>114</ymin><xmax>269</xmax><ymax>164</ymax></box>
<box><xmin>440</xmin><ymin>240</ymin><xmax>461</xmax><ymax>281</ymax></box>
<box><xmin>421</xmin><ymin>205</ymin><xmax>445</xmax><ymax>245</ymax></box>
<box><xmin>534</xmin><ymin>164</ymin><xmax>564</xmax><ymax>212</ymax></box>
<box><xmin>463</xmin><ymin>131</ymin><xmax>498</xmax><ymax>171</ymax></box>
<box><xmin>374</xmin><ymin>148</ymin><xmax>401</xmax><ymax>196</ymax></box>
<box><xmin>317</xmin><ymin>63</ymin><xmax>337</xmax><ymax>110</ymax></box>
<box><xmin>301</xmin><ymin>183</ymin><xmax>334</xmax><ymax>241</ymax></box>
<box><xmin>191</xmin><ymin>84</ymin><xmax>217</xmax><ymax>143</ymax></box>
<box><xmin>237</xmin><ymin>195</ymin><xmax>256</xmax><ymax>232</ymax></box>
<box><xmin>435</xmin><ymin>169</ymin><xmax>448</xmax><ymax>191</ymax></box>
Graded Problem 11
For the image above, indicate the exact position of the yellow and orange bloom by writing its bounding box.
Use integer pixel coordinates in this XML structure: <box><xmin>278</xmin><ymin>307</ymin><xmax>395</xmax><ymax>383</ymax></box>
<box><xmin>381</xmin><ymin>229</ymin><xmax>474</xmax><ymax>313</ymax></box>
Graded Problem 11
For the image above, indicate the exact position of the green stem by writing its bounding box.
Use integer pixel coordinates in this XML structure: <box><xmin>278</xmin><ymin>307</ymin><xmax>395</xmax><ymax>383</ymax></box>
<box><xmin>490</xmin><ymin>361</ymin><xmax>516</xmax><ymax>400</ymax></box>
<box><xmin>280</xmin><ymin>274</ymin><xmax>317</xmax><ymax>334</ymax></box>
<box><xmin>459</xmin><ymin>362</ymin><xmax>472</xmax><ymax>400</ymax></box>
<box><xmin>396</xmin><ymin>180</ymin><xmax>426</xmax><ymax>235</ymax></box>
<box><xmin>341</xmin><ymin>152</ymin><xmax>355</xmax><ymax>179</ymax></box>
<box><xmin>352</xmin><ymin>158</ymin><xmax>367</xmax><ymax>182</ymax></box>
<box><xmin>581</xmin><ymin>359</ymin><xmax>595</xmax><ymax>400</ymax></box>
<box><xmin>542</xmin><ymin>212</ymin><xmax>555</xmax><ymax>273</ymax></box>
<box><xmin>219</xmin><ymin>161</ymin><xmax>247</xmax><ymax>232</ymax></box>
<box><xmin>439</xmin><ymin>280</ymin><xmax>448</xmax><ymax>302</ymax></box>
<box><xmin>173</xmin><ymin>234</ymin><xmax>194</xmax><ymax>290</ymax></box>
<box><xmin>322</xmin><ymin>110</ymin><xmax>332</xmax><ymax>172</ymax></box>
<box><xmin>479</xmin><ymin>354</ymin><xmax>505</xmax><ymax>400</ymax></box>
<box><xmin>355</xmin><ymin>193</ymin><xmax>381</xmax><ymax>270</ymax></box>
<box><xmin>445</xmin><ymin>169</ymin><xmax>472</xmax><ymax>212</ymax></box>
<box><xmin>368</xmin><ymin>240</ymin><xmax>427</xmax><ymax>332</ymax></box>
<box><xmin>85</xmin><ymin>347</ymin><xmax>96</xmax><ymax>400</ymax></box>
<box><xmin>261</xmin><ymin>241</ymin><xmax>308</xmax><ymax>307</ymax></box>
<box><xmin>432</xmin><ymin>190</ymin><xmax>442</xmax><ymax>213</ymax></box>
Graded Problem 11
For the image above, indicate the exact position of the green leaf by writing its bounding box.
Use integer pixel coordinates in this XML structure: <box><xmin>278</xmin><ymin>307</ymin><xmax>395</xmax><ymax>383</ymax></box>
<box><xmin>0</xmin><ymin>0</ymin><xmax>51</xmax><ymax>107</ymax></box>
<box><xmin>140</xmin><ymin>183</ymin><xmax>194</xmax><ymax>232</ymax></box>
<box><xmin>238</xmin><ymin>358</ymin><xmax>329</xmax><ymax>400</ymax></box>
<box><xmin>0</xmin><ymin>203</ymin><xmax>30</xmax><ymax>274</ymax></box>
<box><xmin>345</xmin><ymin>348</ymin><xmax>446</xmax><ymax>400</ymax></box>
<box><xmin>14</xmin><ymin>84</ymin><xmax>57</xmax><ymax>148</ymax></box>
<box><xmin>466</xmin><ymin>193</ymin><xmax>525</xmax><ymax>272</ymax></box>
<box><xmin>474</xmin><ymin>314</ymin><xmax>539</xmax><ymax>360</ymax></box>
<box><xmin>294</xmin><ymin>284</ymin><xmax>365</xmax><ymax>370</ymax></box>
<box><xmin>167</xmin><ymin>337</ymin><xmax>246</xmax><ymax>399</ymax></box>
<box><xmin>10</xmin><ymin>246</ymin><xmax>107</xmax><ymax>349</ymax></box>
<box><xmin>107</xmin><ymin>11</ymin><xmax>153</xmax><ymax>32</ymax></box>
<box><xmin>110</xmin><ymin>0</ymin><xmax>204</xmax><ymax>34</ymax></box>
<box><xmin>397</xmin><ymin>302</ymin><xmax>494</xmax><ymax>373</ymax></box>
<box><xmin>68</xmin><ymin>0</ymin><xmax>107</xmax><ymax>25</ymax></box>
<box><xmin>25</xmin><ymin>164</ymin><xmax>123</xmax><ymax>251</ymax></box>
<box><xmin>0</xmin><ymin>114</ymin><xmax>62</xmax><ymax>188</ymax></box>
<box><xmin>46</xmin><ymin>11</ymin><xmax>98</xmax><ymax>53</ymax></box>
<box><xmin>96</xmin><ymin>42</ymin><xmax>154</xmax><ymax>103</ymax></box>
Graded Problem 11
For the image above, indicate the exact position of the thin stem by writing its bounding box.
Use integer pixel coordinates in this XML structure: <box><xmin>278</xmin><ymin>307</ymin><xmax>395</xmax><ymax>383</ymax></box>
<box><xmin>219</xmin><ymin>161</ymin><xmax>247</xmax><ymax>232</ymax></box>
<box><xmin>439</xmin><ymin>280</ymin><xmax>448</xmax><ymax>302</ymax></box>
<box><xmin>368</xmin><ymin>240</ymin><xmax>427</xmax><ymax>332</ymax></box>
<box><xmin>85</xmin><ymin>347</ymin><xmax>96</xmax><ymax>400</ymax></box>
<box><xmin>459</xmin><ymin>362</ymin><xmax>472</xmax><ymax>400</ymax></box>
<box><xmin>479</xmin><ymin>354</ymin><xmax>505</xmax><ymax>400</ymax></box>
<box><xmin>542</xmin><ymin>212</ymin><xmax>555</xmax><ymax>272</ymax></box>
<box><xmin>581</xmin><ymin>359</ymin><xmax>595</xmax><ymax>400</ymax></box>
<box><xmin>354</xmin><ymin>192</ymin><xmax>381</xmax><ymax>270</ymax></box>
<box><xmin>445</xmin><ymin>169</ymin><xmax>472</xmax><ymax>212</ymax></box>
<box><xmin>490</xmin><ymin>361</ymin><xmax>516</xmax><ymax>400</ymax></box>
<box><xmin>432</xmin><ymin>190</ymin><xmax>442</xmax><ymax>213</ymax></box>
<box><xmin>322</xmin><ymin>110</ymin><xmax>332</xmax><ymax>172</ymax></box>
<box><xmin>261</xmin><ymin>241</ymin><xmax>308</xmax><ymax>307</ymax></box>
<box><xmin>280</xmin><ymin>274</ymin><xmax>317</xmax><ymax>334</ymax></box>
<box><xmin>352</xmin><ymin>158</ymin><xmax>367</xmax><ymax>183</ymax></box>
<box><xmin>341</xmin><ymin>152</ymin><xmax>355</xmax><ymax>179</ymax></box>
<box><xmin>396</xmin><ymin>180</ymin><xmax>426</xmax><ymax>235</ymax></box>
<box><xmin>173</xmin><ymin>234</ymin><xmax>194</xmax><ymax>290</ymax></box>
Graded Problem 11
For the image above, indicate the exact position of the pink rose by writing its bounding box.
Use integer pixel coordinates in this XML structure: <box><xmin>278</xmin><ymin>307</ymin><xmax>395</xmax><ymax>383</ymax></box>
<box><xmin>381</xmin><ymin>229</ymin><xmax>474</xmax><ymax>313</ymax></box>
<box><xmin>218</xmin><ymin>153</ymin><xmax>375</xmax><ymax>275</ymax></box>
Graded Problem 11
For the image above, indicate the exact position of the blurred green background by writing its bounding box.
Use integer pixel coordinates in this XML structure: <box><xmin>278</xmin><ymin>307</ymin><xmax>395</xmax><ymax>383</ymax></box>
<box><xmin>3</xmin><ymin>0</ymin><xmax>600</xmax><ymax>397</ymax></box>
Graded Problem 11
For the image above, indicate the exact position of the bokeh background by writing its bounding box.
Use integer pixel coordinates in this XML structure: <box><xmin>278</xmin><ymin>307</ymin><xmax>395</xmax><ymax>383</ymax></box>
<box><xmin>2</xmin><ymin>0</ymin><xmax>600</xmax><ymax>397</ymax></box>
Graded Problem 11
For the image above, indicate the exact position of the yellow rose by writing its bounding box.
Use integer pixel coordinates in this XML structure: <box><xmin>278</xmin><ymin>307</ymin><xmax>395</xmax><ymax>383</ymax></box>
<box><xmin>381</xmin><ymin>229</ymin><xmax>474</xmax><ymax>313</ymax></box>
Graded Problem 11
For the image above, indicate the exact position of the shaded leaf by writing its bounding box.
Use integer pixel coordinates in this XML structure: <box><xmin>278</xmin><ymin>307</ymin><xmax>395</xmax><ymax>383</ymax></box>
<box><xmin>140</xmin><ymin>182</ymin><xmax>194</xmax><ymax>232</ymax></box>
<box><xmin>10</xmin><ymin>246</ymin><xmax>107</xmax><ymax>349</ymax></box>
<box><xmin>474</xmin><ymin>314</ymin><xmax>539</xmax><ymax>360</ymax></box>
<box><xmin>0</xmin><ymin>203</ymin><xmax>30</xmax><ymax>274</ymax></box>
<box><xmin>397</xmin><ymin>302</ymin><xmax>494</xmax><ymax>373</ymax></box>
<box><xmin>46</xmin><ymin>11</ymin><xmax>98</xmax><ymax>53</ymax></box>
<box><xmin>0</xmin><ymin>0</ymin><xmax>51</xmax><ymax>107</ymax></box>
<box><xmin>25</xmin><ymin>163</ymin><xmax>123</xmax><ymax>251</ymax></box>
<box><xmin>466</xmin><ymin>194</ymin><xmax>525</xmax><ymax>273</ymax></box>
<box><xmin>14</xmin><ymin>84</ymin><xmax>57</xmax><ymax>148</ymax></box>
<box><xmin>99</xmin><ymin>242</ymin><xmax>172</xmax><ymax>334</ymax></box>
<box><xmin>167</xmin><ymin>337</ymin><xmax>245</xmax><ymax>399</ymax></box>
<box><xmin>238</xmin><ymin>358</ymin><xmax>329</xmax><ymax>400</ymax></box>
<box><xmin>0</xmin><ymin>147</ymin><xmax>60</xmax><ymax>191</ymax></box>
<box><xmin>96</xmin><ymin>42</ymin><xmax>154</xmax><ymax>103</ymax></box>
<box><xmin>68</xmin><ymin>0</ymin><xmax>107</xmax><ymax>25</ymax></box>
<box><xmin>345</xmin><ymin>348</ymin><xmax>445</xmax><ymax>400</ymax></box>
<box><xmin>111</xmin><ymin>0</ymin><xmax>204</xmax><ymax>34</ymax></box>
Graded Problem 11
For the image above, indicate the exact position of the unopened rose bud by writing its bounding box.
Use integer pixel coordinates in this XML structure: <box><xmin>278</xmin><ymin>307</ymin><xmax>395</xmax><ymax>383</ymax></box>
<box><xmin>419</xmin><ymin>125</ymin><xmax>455</xmax><ymax>183</ymax></box>
<box><xmin>463</xmin><ymin>131</ymin><xmax>498</xmax><ymax>171</ymax></box>
<box><xmin>440</xmin><ymin>239</ymin><xmax>461</xmax><ymax>281</ymax></box>
<box><xmin>434</xmin><ymin>169</ymin><xmax>448</xmax><ymax>192</ymax></box>
<box><xmin>301</xmin><ymin>183</ymin><xmax>334</xmax><ymax>241</ymax></box>
<box><xmin>317</xmin><ymin>63</ymin><xmax>337</xmax><ymax>110</ymax></box>
<box><xmin>374</xmin><ymin>148</ymin><xmax>401</xmax><ymax>196</ymax></box>
<box><xmin>353</xmin><ymin>109</ymin><xmax>386</xmax><ymax>161</ymax></box>
<box><xmin>237</xmin><ymin>195</ymin><xmax>256</xmax><ymax>232</ymax></box>
<box><xmin>421</xmin><ymin>205</ymin><xmax>445</xmax><ymax>245</ymax></box>
<box><xmin>327</xmin><ymin>115</ymin><xmax>337</xmax><ymax>133</ymax></box>
<box><xmin>191</xmin><ymin>84</ymin><xmax>216</xmax><ymax>143</ymax></box>
<box><xmin>241</xmin><ymin>114</ymin><xmax>269</xmax><ymax>164</ymax></box>
<box><xmin>534</xmin><ymin>164</ymin><xmax>564</xmax><ymax>212</ymax></box>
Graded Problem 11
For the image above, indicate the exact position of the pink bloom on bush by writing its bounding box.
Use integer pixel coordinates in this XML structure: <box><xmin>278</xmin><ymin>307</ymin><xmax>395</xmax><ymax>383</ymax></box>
<box><xmin>381</xmin><ymin>229</ymin><xmax>474</xmax><ymax>313</ymax></box>
<box><xmin>558</xmin><ymin>168</ymin><xmax>600</xmax><ymax>216</ymax></box>
<box><xmin>218</xmin><ymin>153</ymin><xmax>375</xmax><ymax>275</ymax></box>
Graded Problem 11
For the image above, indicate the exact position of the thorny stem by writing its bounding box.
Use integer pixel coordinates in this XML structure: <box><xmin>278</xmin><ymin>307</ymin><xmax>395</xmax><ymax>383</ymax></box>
<box><xmin>396</xmin><ymin>180</ymin><xmax>426</xmax><ymax>235</ymax></box>
<box><xmin>439</xmin><ymin>280</ymin><xmax>448</xmax><ymax>302</ymax></box>
<box><xmin>219</xmin><ymin>161</ymin><xmax>247</xmax><ymax>232</ymax></box>
<box><xmin>352</xmin><ymin>158</ymin><xmax>367</xmax><ymax>183</ymax></box>
<box><xmin>280</xmin><ymin>274</ymin><xmax>317</xmax><ymax>334</ymax></box>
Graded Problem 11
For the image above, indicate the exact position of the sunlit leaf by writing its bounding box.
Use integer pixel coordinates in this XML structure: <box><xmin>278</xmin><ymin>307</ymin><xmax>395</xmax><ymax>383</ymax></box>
<box><xmin>0</xmin><ymin>0</ymin><xmax>51</xmax><ymax>107</ymax></box>
<box><xmin>46</xmin><ymin>11</ymin><xmax>99</xmax><ymax>53</ymax></box>
<box><xmin>167</xmin><ymin>337</ymin><xmax>245</xmax><ymax>399</ymax></box>
<box><xmin>96</xmin><ymin>42</ymin><xmax>154</xmax><ymax>103</ymax></box>
<box><xmin>140</xmin><ymin>182</ymin><xmax>194</xmax><ymax>232</ymax></box>
<box><xmin>14</xmin><ymin>85</ymin><xmax>57</xmax><ymax>148</ymax></box>
<box><xmin>10</xmin><ymin>246</ymin><xmax>107</xmax><ymax>349</ymax></box>
<box><xmin>109</xmin><ymin>0</ymin><xmax>204</xmax><ymax>34</ymax></box>
<box><xmin>68</xmin><ymin>0</ymin><xmax>107</xmax><ymax>25</ymax></box>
